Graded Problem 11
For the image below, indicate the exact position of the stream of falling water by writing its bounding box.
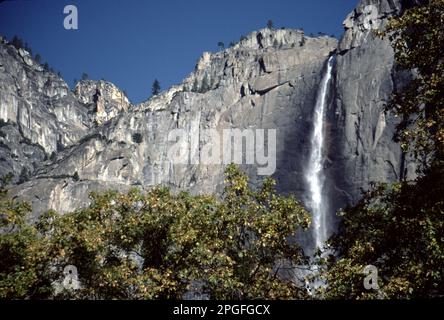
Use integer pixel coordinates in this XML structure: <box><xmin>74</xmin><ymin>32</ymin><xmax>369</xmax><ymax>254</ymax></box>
<box><xmin>306</xmin><ymin>56</ymin><xmax>334</xmax><ymax>253</ymax></box>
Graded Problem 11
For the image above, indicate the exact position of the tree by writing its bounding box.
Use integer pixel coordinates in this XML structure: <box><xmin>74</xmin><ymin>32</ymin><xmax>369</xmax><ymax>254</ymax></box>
<box><xmin>199</xmin><ymin>74</ymin><xmax>211</xmax><ymax>93</ymax></box>
<box><xmin>191</xmin><ymin>78</ymin><xmax>199</xmax><ymax>93</ymax></box>
<box><xmin>81</xmin><ymin>73</ymin><xmax>89</xmax><ymax>81</ymax></box>
<box><xmin>217</xmin><ymin>41</ymin><xmax>225</xmax><ymax>50</ymax></box>
<box><xmin>0</xmin><ymin>174</ymin><xmax>53</xmax><ymax>299</ymax></box>
<box><xmin>24</xmin><ymin>43</ymin><xmax>32</xmax><ymax>55</ymax></box>
<box><xmin>322</xmin><ymin>0</ymin><xmax>444</xmax><ymax>299</ymax></box>
<box><xmin>322</xmin><ymin>165</ymin><xmax>444</xmax><ymax>299</ymax></box>
<box><xmin>0</xmin><ymin>174</ymin><xmax>12</xmax><ymax>197</ymax></box>
<box><xmin>380</xmin><ymin>0</ymin><xmax>444</xmax><ymax>162</ymax></box>
<box><xmin>267</xmin><ymin>20</ymin><xmax>274</xmax><ymax>29</ymax></box>
<box><xmin>0</xmin><ymin>165</ymin><xmax>311</xmax><ymax>299</ymax></box>
<box><xmin>34</xmin><ymin>54</ymin><xmax>41</xmax><ymax>64</ymax></box>
<box><xmin>151</xmin><ymin>79</ymin><xmax>161</xmax><ymax>96</ymax></box>
<box><xmin>10</xmin><ymin>35</ymin><xmax>23</xmax><ymax>50</ymax></box>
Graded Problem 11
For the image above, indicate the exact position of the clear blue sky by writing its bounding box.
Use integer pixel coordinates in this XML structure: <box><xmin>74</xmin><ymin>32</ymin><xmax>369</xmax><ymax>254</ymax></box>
<box><xmin>0</xmin><ymin>0</ymin><xmax>357</xmax><ymax>103</ymax></box>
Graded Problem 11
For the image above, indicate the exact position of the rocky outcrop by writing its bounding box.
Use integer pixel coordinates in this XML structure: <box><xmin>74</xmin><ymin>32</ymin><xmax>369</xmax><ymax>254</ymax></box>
<box><xmin>74</xmin><ymin>80</ymin><xmax>130</xmax><ymax>124</ymax></box>
<box><xmin>4</xmin><ymin>29</ymin><xmax>337</xmax><ymax>216</ymax></box>
<box><xmin>0</xmin><ymin>38</ymin><xmax>133</xmax><ymax>186</ymax></box>
<box><xmin>0</xmin><ymin>39</ymin><xmax>91</xmax><ymax>184</ymax></box>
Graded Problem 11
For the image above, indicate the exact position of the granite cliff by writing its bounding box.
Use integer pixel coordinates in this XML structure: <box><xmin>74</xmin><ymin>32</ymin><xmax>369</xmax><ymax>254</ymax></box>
<box><xmin>0</xmin><ymin>0</ymin><xmax>419</xmax><ymax>229</ymax></box>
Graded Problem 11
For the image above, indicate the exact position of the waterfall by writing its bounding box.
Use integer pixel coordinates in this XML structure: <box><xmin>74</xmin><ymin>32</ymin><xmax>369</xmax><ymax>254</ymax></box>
<box><xmin>306</xmin><ymin>56</ymin><xmax>334</xmax><ymax>252</ymax></box>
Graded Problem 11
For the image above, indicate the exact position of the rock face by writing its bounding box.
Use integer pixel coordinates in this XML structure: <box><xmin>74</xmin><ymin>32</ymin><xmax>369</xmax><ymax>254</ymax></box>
<box><xmin>0</xmin><ymin>36</ymin><xmax>132</xmax><ymax>188</ymax></box>
<box><xmin>4</xmin><ymin>29</ymin><xmax>337</xmax><ymax>215</ymax></box>
<box><xmin>323</xmin><ymin>0</ymin><xmax>421</xmax><ymax>234</ymax></box>
<box><xmin>0</xmin><ymin>38</ymin><xmax>92</xmax><ymax>185</ymax></box>
<box><xmin>74</xmin><ymin>80</ymin><xmax>130</xmax><ymax>125</ymax></box>
<box><xmin>0</xmin><ymin>0</ymin><xmax>419</xmax><ymax>230</ymax></box>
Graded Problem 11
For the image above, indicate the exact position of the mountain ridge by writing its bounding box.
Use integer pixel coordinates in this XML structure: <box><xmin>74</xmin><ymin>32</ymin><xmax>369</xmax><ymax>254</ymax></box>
<box><xmin>0</xmin><ymin>0</ymin><xmax>418</xmax><ymax>225</ymax></box>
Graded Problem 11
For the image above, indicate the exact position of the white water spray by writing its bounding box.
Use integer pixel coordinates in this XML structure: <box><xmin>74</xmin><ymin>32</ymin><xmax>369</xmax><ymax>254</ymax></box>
<box><xmin>306</xmin><ymin>56</ymin><xmax>334</xmax><ymax>252</ymax></box>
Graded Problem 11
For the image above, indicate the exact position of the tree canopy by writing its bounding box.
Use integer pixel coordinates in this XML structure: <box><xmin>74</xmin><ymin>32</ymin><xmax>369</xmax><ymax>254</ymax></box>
<box><xmin>0</xmin><ymin>165</ymin><xmax>311</xmax><ymax>299</ymax></box>
<box><xmin>382</xmin><ymin>0</ymin><xmax>444</xmax><ymax>161</ymax></box>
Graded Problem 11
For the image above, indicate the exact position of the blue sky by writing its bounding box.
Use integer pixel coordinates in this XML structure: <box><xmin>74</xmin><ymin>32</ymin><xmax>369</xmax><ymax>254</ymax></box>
<box><xmin>0</xmin><ymin>0</ymin><xmax>357</xmax><ymax>103</ymax></box>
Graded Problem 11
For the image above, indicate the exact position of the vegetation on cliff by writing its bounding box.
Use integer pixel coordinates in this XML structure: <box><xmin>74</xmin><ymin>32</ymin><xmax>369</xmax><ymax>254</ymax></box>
<box><xmin>322</xmin><ymin>0</ymin><xmax>444</xmax><ymax>299</ymax></box>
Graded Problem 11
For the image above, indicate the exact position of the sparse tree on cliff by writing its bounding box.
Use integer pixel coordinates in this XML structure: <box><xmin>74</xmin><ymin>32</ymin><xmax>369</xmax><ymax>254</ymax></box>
<box><xmin>151</xmin><ymin>79</ymin><xmax>161</xmax><ymax>96</ymax></box>
<box><xmin>10</xmin><ymin>35</ymin><xmax>23</xmax><ymax>50</ymax></box>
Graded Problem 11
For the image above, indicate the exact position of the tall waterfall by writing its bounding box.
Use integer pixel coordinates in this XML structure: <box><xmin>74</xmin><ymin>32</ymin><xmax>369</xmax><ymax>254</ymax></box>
<box><xmin>306</xmin><ymin>56</ymin><xmax>334</xmax><ymax>252</ymax></box>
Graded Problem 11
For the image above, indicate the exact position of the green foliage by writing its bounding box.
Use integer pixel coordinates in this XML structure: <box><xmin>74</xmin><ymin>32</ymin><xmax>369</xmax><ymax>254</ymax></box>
<box><xmin>191</xmin><ymin>75</ymin><xmax>212</xmax><ymax>94</ymax></box>
<box><xmin>0</xmin><ymin>165</ymin><xmax>310</xmax><ymax>299</ymax></box>
<box><xmin>0</xmin><ymin>174</ymin><xmax>12</xmax><ymax>197</ymax></box>
<box><xmin>0</xmin><ymin>175</ymin><xmax>53</xmax><ymax>299</ymax></box>
<box><xmin>380</xmin><ymin>0</ymin><xmax>444</xmax><ymax>161</ymax></box>
<box><xmin>322</xmin><ymin>163</ymin><xmax>444</xmax><ymax>299</ymax></box>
